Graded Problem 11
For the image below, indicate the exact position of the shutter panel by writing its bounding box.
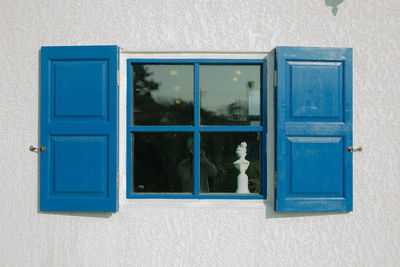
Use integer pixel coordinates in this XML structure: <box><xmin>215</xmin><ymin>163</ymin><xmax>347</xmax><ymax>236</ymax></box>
<box><xmin>40</xmin><ymin>46</ymin><xmax>119</xmax><ymax>211</ymax></box>
<box><xmin>275</xmin><ymin>46</ymin><xmax>352</xmax><ymax>212</ymax></box>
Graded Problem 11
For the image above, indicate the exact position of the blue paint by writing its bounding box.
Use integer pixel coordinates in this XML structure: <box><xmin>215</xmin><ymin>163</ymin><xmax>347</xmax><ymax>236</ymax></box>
<box><xmin>289</xmin><ymin>137</ymin><xmax>343</xmax><ymax>195</ymax></box>
<box><xmin>53</xmin><ymin>60</ymin><xmax>108</xmax><ymax>119</ymax></box>
<box><xmin>52</xmin><ymin>136</ymin><xmax>108</xmax><ymax>194</ymax></box>
<box><xmin>127</xmin><ymin>126</ymin><xmax>264</xmax><ymax>132</ymax></box>
<box><xmin>289</xmin><ymin>62</ymin><xmax>342</xmax><ymax>120</ymax></box>
<box><xmin>40</xmin><ymin>45</ymin><xmax>119</xmax><ymax>212</ymax></box>
<box><xmin>275</xmin><ymin>46</ymin><xmax>352</xmax><ymax>212</ymax></box>
<box><xmin>199</xmin><ymin>126</ymin><xmax>263</xmax><ymax>132</ymax></box>
<box><xmin>126</xmin><ymin>59</ymin><xmax>133</xmax><ymax>197</ymax></box>
<box><xmin>261</xmin><ymin>59</ymin><xmax>268</xmax><ymax>197</ymax></box>
<box><xmin>193</xmin><ymin>63</ymin><xmax>200</xmax><ymax>196</ymax></box>
<box><xmin>127</xmin><ymin>126</ymin><xmax>195</xmax><ymax>132</ymax></box>
<box><xmin>126</xmin><ymin>59</ymin><xmax>267</xmax><ymax>199</ymax></box>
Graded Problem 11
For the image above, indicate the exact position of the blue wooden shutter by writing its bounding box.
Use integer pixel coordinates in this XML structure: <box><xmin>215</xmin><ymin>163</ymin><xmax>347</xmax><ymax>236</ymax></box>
<box><xmin>275</xmin><ymin>46</ymin><xmax>352</xmax><ymax>212</ymax></box>
<box><xmin>40</xmin><ymin>46</ymin><xmax>119</xmax><ymax>211</ymax></box>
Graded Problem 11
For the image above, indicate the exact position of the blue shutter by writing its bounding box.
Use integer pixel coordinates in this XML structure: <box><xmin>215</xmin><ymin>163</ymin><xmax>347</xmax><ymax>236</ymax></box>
<box><xmin>275</xmin><ymin>46</ymin><xmax>352</xmax><ymax>212</ymax></box>
<box><xmin>40</xmin><ymin>46</ymin><xmax>119</xmax><ymax>211</ymax></box>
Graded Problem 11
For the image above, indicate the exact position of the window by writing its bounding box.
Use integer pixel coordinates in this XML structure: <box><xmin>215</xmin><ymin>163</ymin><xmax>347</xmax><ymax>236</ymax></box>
<box><xmin>126</xmin><ymin>59</ymin><xmax>267</xmax><ymax>199</ymax></box>
<box><xmin>39</xmin><ymin>45</ymin><xmax>353</xmax><ymax>212</ymax></box>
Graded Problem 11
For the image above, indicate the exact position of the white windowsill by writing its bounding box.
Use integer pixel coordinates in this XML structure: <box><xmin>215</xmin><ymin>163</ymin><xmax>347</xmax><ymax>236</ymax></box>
<box><xmin>120</xmin><ymin>198</ymin><xmax>270</xmax><ymax>209</ymax></box>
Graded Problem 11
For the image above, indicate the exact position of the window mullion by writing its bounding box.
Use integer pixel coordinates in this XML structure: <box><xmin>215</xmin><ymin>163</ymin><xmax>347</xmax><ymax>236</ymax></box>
<box><xmin>128</xmin><ymin>126</ymin><xmax>195</xmax><ymax>132</ymax></box>
<box><xmin>193</xmin><ymin>63</ymin><xmax>200</xmax><ymax>197</ymax></box>
<box><xmin>194</xmin><ymin>62</ymin><xmax>200</xmax><ymax>127</ymax></box>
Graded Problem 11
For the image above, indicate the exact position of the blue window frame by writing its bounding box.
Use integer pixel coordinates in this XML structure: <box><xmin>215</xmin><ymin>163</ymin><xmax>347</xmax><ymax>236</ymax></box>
<box><xmin>126</xmin><ymin>59</ymin><xmax>267</xmax><ymax>199</ymax></box>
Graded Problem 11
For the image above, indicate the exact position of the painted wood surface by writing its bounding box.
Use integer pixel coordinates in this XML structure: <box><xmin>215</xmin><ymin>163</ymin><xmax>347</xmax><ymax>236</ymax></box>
<box><xmin>40</xmin><ymin>46</ymin><xmax>119</xmax><ymax>211</ymax></box>
<box><xmin>276</xmin><ymin>46</ymin><xmax>353</xmax><ymax>212</ymax></box>
<box><xmin>126</xmin><ymin>59</ymin><xmax>267</xmax><ymax>199</ymax></box>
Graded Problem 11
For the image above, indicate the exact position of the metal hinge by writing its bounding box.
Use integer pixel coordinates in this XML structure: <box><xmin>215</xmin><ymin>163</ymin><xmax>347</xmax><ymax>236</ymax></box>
<box><xmin>117</xmin><ymin>69</ymin><xmax>120</xmax><ymax>87</ymax></box>
<box><xmin>274</xmin><ymin>70</ymin><xmax>277</xmax><ymax>88</ymax></box>
<box><xmin>274</xmin><ymin>171</ymin><xmax>277</xmax><ymax>188</ymax></box>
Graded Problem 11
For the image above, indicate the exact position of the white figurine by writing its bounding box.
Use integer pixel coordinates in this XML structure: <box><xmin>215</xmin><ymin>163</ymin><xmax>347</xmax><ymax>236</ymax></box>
<box><xmin>234</xmin><ymin>142</ymin><xmax>250</xmax><ymax>194</ymax></box>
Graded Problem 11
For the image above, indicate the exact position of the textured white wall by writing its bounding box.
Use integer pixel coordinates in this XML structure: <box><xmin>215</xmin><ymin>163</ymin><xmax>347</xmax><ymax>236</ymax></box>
<box><xmin>1</xmin><ymin>0</ymin><xmax>399</xmax><ymax>266</ymax></box>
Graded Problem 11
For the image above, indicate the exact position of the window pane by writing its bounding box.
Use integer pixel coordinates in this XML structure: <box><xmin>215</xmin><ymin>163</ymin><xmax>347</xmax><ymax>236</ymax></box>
<box><xmin>200</xmin><ymin>132</ymin><xmax>261</xmax><ymax>194</ymax></box>
<box><xmin>200</xmin><ymin>64</ymin><xmax>261</xmax><ymax>125</ymax></box>
<box><xmin>132</xmin><ymin>132</ymin><xmax>193</xmax><ymax>193</ymax></box>
<box><xmin>132</xmin><ymin>64</ymin><xmax>194</xmax><ymax>125</ymax></box>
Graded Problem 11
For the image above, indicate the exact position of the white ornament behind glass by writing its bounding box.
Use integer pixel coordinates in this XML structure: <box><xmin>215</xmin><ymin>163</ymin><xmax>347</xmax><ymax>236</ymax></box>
<box><xmin>234</xmin><ymin>142</ymin><xmax>250</xmax><ymax>194</ymax></box>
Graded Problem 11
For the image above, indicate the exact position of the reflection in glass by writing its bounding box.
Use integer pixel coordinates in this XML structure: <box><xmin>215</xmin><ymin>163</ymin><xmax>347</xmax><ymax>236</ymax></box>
<box><xmin>132</xmin><ymin>64</ymin><xmax>194</xmax><ymax>125</ymax></box>
<box><xmin>132</xmin><ymin>132</ymin><xmax>193</xmax><ymax>193</ymax></box>
<box><xmin>200</xmin><ymin>64</ymin><xmax>261</xmax><ymax>125</ymax></box>
<box><xmin>200</xmin><ymin>132</ymin><xmax>261</xmax><ymax>194</ymax></box>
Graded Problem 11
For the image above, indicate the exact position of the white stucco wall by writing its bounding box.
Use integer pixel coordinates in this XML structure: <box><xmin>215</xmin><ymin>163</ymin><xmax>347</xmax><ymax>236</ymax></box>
<box><xmin>1</xmin><ymin>0</ymin><xmax>399</xmax><ymax>266</ymax></box>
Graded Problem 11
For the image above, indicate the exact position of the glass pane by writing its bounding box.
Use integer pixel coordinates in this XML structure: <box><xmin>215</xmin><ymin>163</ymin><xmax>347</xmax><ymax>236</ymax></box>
<box><xmin>200</xmin><ymin>132</ymin><xmax>261</xmax><ymax>194</ymax></box>
<box><xmin>200</xmin><ymin>64</ymin><xmax>261</xmax><ymax>125</ymax></box>
<box><xmin>132</xmin><ymin>64</ymin><xmax>194</xmax><ymax>125</ymax></box>
<box><xmin>132</xmin><ymin>132</ymin><xmax>193</xmax><ymax>193</ymax></box>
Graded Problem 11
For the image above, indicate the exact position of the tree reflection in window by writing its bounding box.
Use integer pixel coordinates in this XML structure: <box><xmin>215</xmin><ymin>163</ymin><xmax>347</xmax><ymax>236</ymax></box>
<box><xmin>132</xmin><ymin>64</ymin><xmax>194</xmax><ymax>126</ymax></box>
